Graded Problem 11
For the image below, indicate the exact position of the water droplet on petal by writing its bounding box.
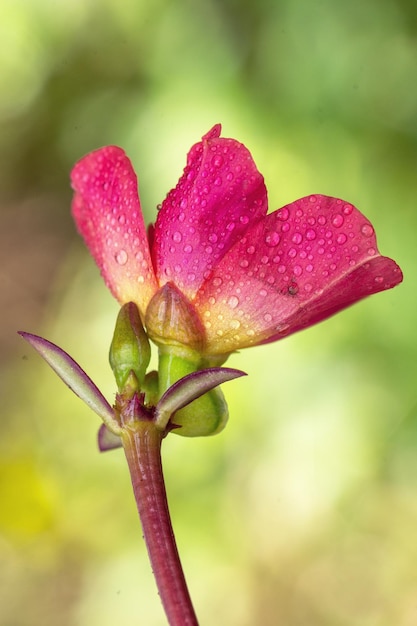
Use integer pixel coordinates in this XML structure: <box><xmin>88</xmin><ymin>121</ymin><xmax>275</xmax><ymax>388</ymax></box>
<box><xmin>336</xmin><ymin>233</ymin><xmax>347</xmax><ymax>245</ymax></box>
<box><xmin>332</xmin><ymin>214</ymin><xmax>344</xmax><ymax>227</ymax></box>
<box><xmin>264</xmin><ymin>313</ymin><xmax>272</xmax><ymax>323</ymax></box>
<box><xmin>214</xmin><ymin>176</ymin><xmax>222</xmax><ymax>186</ymax></box>
<box><xmin>183</xmin><ymin>244</ymin><xmax>193</xmax><ymax>253</ymax></box>
<box><xmin>173</xmin><ymin>231</ymin><xmax>182</xmax><ymax>243</ymax></box>
<box><xmin>115</xmin><ymin>249</ymin><xmax>128</xmax><ymax>265</ymax></box>
<box><xmin>212</xmin><ymin>154</ymin><xmax>224</xmax><ymax>167</ymax></box>
<box><xmin>118</xmin><ymin>214</ymin><xmax>126</xmax><ymax>225</ymax></box>
<box><xmin>259</xmin><ymin>289</ymin><xmax>267</xmax><ymax>297</ymax></box>
<box><xmin>277</xmin><ymin>207</ymin><xmax>289</xmax><ymax>221</ymax></box>
<box><xmin>343</xmin><ymin>204</ymin><xmax>353</xmax><ymax>215</ymax></box>
<box><xmin>367</xmin><ymin>247</ymin><xmax>376</xmax><ymax>256</ymax></box>
<box><xmin>228</xmin><ymin>295</ymin><xmax>239</xmax><ymax>309</ymax></box>
<box><xmin>247</xmin><ymin>245</ymin><xmax>256</xmax><ymax>254</ymax></box>
<box><xmin>226</xmin><ymin>221</ymin><xmax>235</xmax><ymax>231</ymax></box>
<box><xmin>208</xmin><ymin>233</ymin><xmax>218</xmax><ymax>243</ymax></box>
<box><xmin>293</xmin><ymin>265</ymin><xmax>302</xmax><ymax>276</ymax></box>
<box><xmin>240</xmin><ymin>259</ymin><xmax>249</xmax><ymax>268</ymax></box>
<box><xmin>240</xmin><ymin>215</ymin><xmax>249</xmax><ymax>224</ymax></box>
<box><xmin>361</xmin><ymin>223</ymin><xmax>374</xmax><ymax>237</ymax></box>
<box><xmin>230</xmin><ymin>319</ymin><xmax>240</xmax><ymax>330</ymax></box>
<box><xmin>292</xmin><ymin>232</ymin><xmax>303</xmax><ymax>244</ymax></box>
<box><xmin>265</xmin><ymin>231</ymin><xmax>280</xmax><ymax>247</ymax></box>
<box><xmin>374</xmin><ymin>275</ymin><xmax>384</xmax><ymax>284</ymax></box>
<box><xmin>306</xmin><ymin>229</ymin><xmax>316</xmax><ymax>240</ymax></box>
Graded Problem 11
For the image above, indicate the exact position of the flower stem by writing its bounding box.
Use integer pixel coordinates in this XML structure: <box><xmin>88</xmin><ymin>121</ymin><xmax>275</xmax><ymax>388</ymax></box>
<box><xmin>121</xmin><ymin>421</ymin><xmax>199</xmax><ymax>626</ymax></box>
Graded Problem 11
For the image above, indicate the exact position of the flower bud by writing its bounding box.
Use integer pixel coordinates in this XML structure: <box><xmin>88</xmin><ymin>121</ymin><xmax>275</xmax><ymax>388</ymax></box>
<box><xmin>145</xmin><ymin>282</ymin><xmax>206</xmax><ymax>355</ymax></box>
<box><xmin>109</xmin><ymin>302</ymin><xmax>151</xmax><ymax>391</ymax></box>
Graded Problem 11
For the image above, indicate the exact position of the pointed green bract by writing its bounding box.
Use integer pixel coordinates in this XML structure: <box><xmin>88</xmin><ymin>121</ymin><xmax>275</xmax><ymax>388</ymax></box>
<box><xmin>109</xmin><ymin>302</ymin><xmax>151</xmax><ymax>391</ymax></box>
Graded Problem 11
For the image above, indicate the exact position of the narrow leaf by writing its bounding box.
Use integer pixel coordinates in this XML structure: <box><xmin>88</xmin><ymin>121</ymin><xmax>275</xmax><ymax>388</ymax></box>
<box><xmin>155</xmin><ymin>367</ymin><xmax>246</xmax><ymax>430</ymax></box>
<box><xmin>98</xmin><ymin>424</ymin><xmax>122</xmax><ymax>452</ymax></box>
<box><xmin>19</xmin><ymin>331</ymin><xmax>120</xmax><ymax>434</ymax></box>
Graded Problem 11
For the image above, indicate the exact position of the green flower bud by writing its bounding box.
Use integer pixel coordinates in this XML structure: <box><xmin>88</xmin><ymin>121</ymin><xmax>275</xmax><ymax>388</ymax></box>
<box><xmin>109</xmin><ymin>302</ymin><xmax>151</xmax><ymax>391</ymax></box>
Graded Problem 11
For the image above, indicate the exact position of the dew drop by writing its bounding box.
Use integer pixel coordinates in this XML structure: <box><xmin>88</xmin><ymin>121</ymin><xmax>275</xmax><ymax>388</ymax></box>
<box><xmin>374</xmin><ymin>276</ymin><xmax>384</xmax><ymax>284</ymax></box>
<box><xmin>246</xmin><ymin>245</ymin><xmax>256</xmax><ymax>255</ymax></box>
<box><xmin>240</xmin><ymin>259</ymin><xmax>249</xmax><ymax>268</ymax></box>
<box><xmin>213</xmin><ymin>277</ymin><xmax>223</xmax><ymax>287</ymax></box>
<box><xmin>318</xmin><ymin>215</ymin><xmax>326</xmax><ymax>225</ymax></box>
<box><xmin>306</xmin><ymin>229</ymin><xmax>316</xmax><ymax>241</ymax></box>
<box><xmin>278</xmin><ymin>265</ymin><xmax>286</xmax><ymax>274</ymax></box>
<box><xmin>261</xmin><ymin>255</ymin><xmax>269</xmax><ymax>264</ymax></box>
<box><xmin>240</xmin><ymin>215</ymin><xmax>249</xmax><ymax>224</ymax></box>
<box><xmin>293</xmin><ymin>265</ymin><xmax>302</xmax><ymax>277</ymax></box>
<box><xmin>361</xmin><ymin>223</ymin><xmax>374</xmax><ymax>237</ymax></box>
<box><xmin>228</xmin><ymin>295</ymin><xmax>239</xmax><ymax>309</ymax></box>
<box><xmin>173</xmin><ymin>231</ymin><xmax>182</xmax><ymax>243</ymax></box>
<box><xmin>288</xmin><ymin>248</ymin><xmax>297</xmax><ymax>258</ymax></box>
<box><xmin>306</xmin><ymin>263</ymin><xmax>314</xmax><ymax>273</ymax></box>
<box><xmin>115</xmin><ymin>249</ymin><xmax>128</xmax><ymax>265</ymax></box>
<box><xmin>367</xmin><ymin>247</ymin><xmax>376</xmax><ymax>256</ymax></box>
<box><xmin>259</xmin><ymin>289</ymin><xmax>267</xmax><ymax>297</ymax></box>
<box><xmin>118</xmin><ymin>214</ymin><xmax>126</xmax><ymax>225</ymax></box>
<box><xmin>292</xmin><ymin>232</ymin><xmax>303</xmax><ymax>244</ymax></box>
<box><xmin>304</xmin><ymin>283</ymin><xmax>313</xmax><ymax>293</ymax></box>
<box><xmin>277</xmin><ymin>207</ymin><xmax>289</xmax><ymax>221</ymax></box>
<box><xmin>265</xmin><ymin>231</ymin><xmax>280</xmax><ymax>247</ymax></box>
<box><xmin>183</xmin><ymin>244</ymin><xmax>193</xmax><ymax>253</ymax></box>
<box><xmin>208</xmin><ymin>233</ymin><xmax>218</xmax><ymax>243</ymax></box>
<box><xmin>230</xmin><ymin>319</ymin><xmax>240</xmax><ymax>330</ymax></box>
<box><xmin>264</xmin><ymin>313</ymin><xmax>272</xmax><ymax>323</ymax></box>
<box><xmin>214</xmin><ymin>176</ymin><xmax>222</xmax><ymax>186</ymax></box>
<box><xmin>343</xmin><ymin>204</ymin><xmax>353</xmax><ymax>215</ymax></box>
<box><xmin>336</xmin><ymin>233</ymin><xmax>347</xmax><ymax>245</ymax></box>
<box><xmin>226</xmin><ymin>221</ymin><xmax>235</xmax><ymax>231</ymax></box>
<box><xmin>212</xmin><ymin>155</ymin><xmax>224</xmax><ymax>167</ymax></box>
<box><xmin>332</xmin><ymin>214</ymin><xmax>344</xmax><ymax>228</ymax></box>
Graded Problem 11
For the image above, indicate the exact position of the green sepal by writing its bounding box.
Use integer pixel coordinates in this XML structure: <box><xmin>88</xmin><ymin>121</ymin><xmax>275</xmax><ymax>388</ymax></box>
<box><xmin>158</xmin><ymin>350</ymin><xmax>231</xmax><ymax>437</ymax></box>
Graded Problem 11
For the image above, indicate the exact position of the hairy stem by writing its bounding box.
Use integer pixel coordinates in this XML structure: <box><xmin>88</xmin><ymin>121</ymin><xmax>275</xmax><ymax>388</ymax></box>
<box><xmin>121</xmin><ymin>421</ymin><xmax>199</xmax><ymax>626</ymax></box>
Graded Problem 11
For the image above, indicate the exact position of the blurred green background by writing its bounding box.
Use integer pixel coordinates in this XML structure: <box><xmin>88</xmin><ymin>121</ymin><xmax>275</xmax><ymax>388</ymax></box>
<box><xmin>1</xmin><ymin>0</ymin><xmax>416</xmax><ymax>624</ymax></box>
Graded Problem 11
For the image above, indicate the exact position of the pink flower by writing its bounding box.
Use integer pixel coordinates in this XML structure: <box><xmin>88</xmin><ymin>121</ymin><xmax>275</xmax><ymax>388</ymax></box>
<box><xmin>71</xmin><ymin>125</ymin><xmax>402</xmax><ymax>357</ymax></box>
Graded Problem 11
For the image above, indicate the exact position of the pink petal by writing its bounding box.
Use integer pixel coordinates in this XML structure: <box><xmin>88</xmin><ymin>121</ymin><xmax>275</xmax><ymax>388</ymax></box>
<box><xmin>152</xmin><ymin>125</ymin><xmax>268</xmax><ymax>299</ymax></box>
<box><xmin>71</xmin><ymin>147</ymin><xmax>158</xmax><ymax>315</ymax></box>
<box><xmin>194</xmin><ymin>195</ymin><xmax>403</xmax><ymax>354</ymax></box>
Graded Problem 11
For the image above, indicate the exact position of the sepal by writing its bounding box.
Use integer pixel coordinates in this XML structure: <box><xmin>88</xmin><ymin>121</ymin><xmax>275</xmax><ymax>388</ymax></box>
<box><xmin>154</xmin><ymin>367</ymin><xmax>246</xmax><ymax>431</ymax></box>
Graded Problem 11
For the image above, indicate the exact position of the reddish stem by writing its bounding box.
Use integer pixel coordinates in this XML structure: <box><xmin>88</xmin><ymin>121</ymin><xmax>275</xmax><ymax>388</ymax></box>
<box><xmin>121</xmin><ymin>421</ymin><xmax>199</xmax><ymax>626</ymax></box>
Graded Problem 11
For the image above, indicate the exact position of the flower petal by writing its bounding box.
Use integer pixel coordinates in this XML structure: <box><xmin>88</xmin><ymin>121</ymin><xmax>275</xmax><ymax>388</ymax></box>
<box><xmin>194</xmin><ymin>195</ymin><xmax>403</xmax><ymax>353</ymax></box>
<box><xmin>152</xmin><ymin>125</ymin><xmax>268</xmax><ymax>298</ymax></box>
<box><xmin>71</xmin><ymin>147</ymin><xmax>158</xmax><ymax>315</ymax></box>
